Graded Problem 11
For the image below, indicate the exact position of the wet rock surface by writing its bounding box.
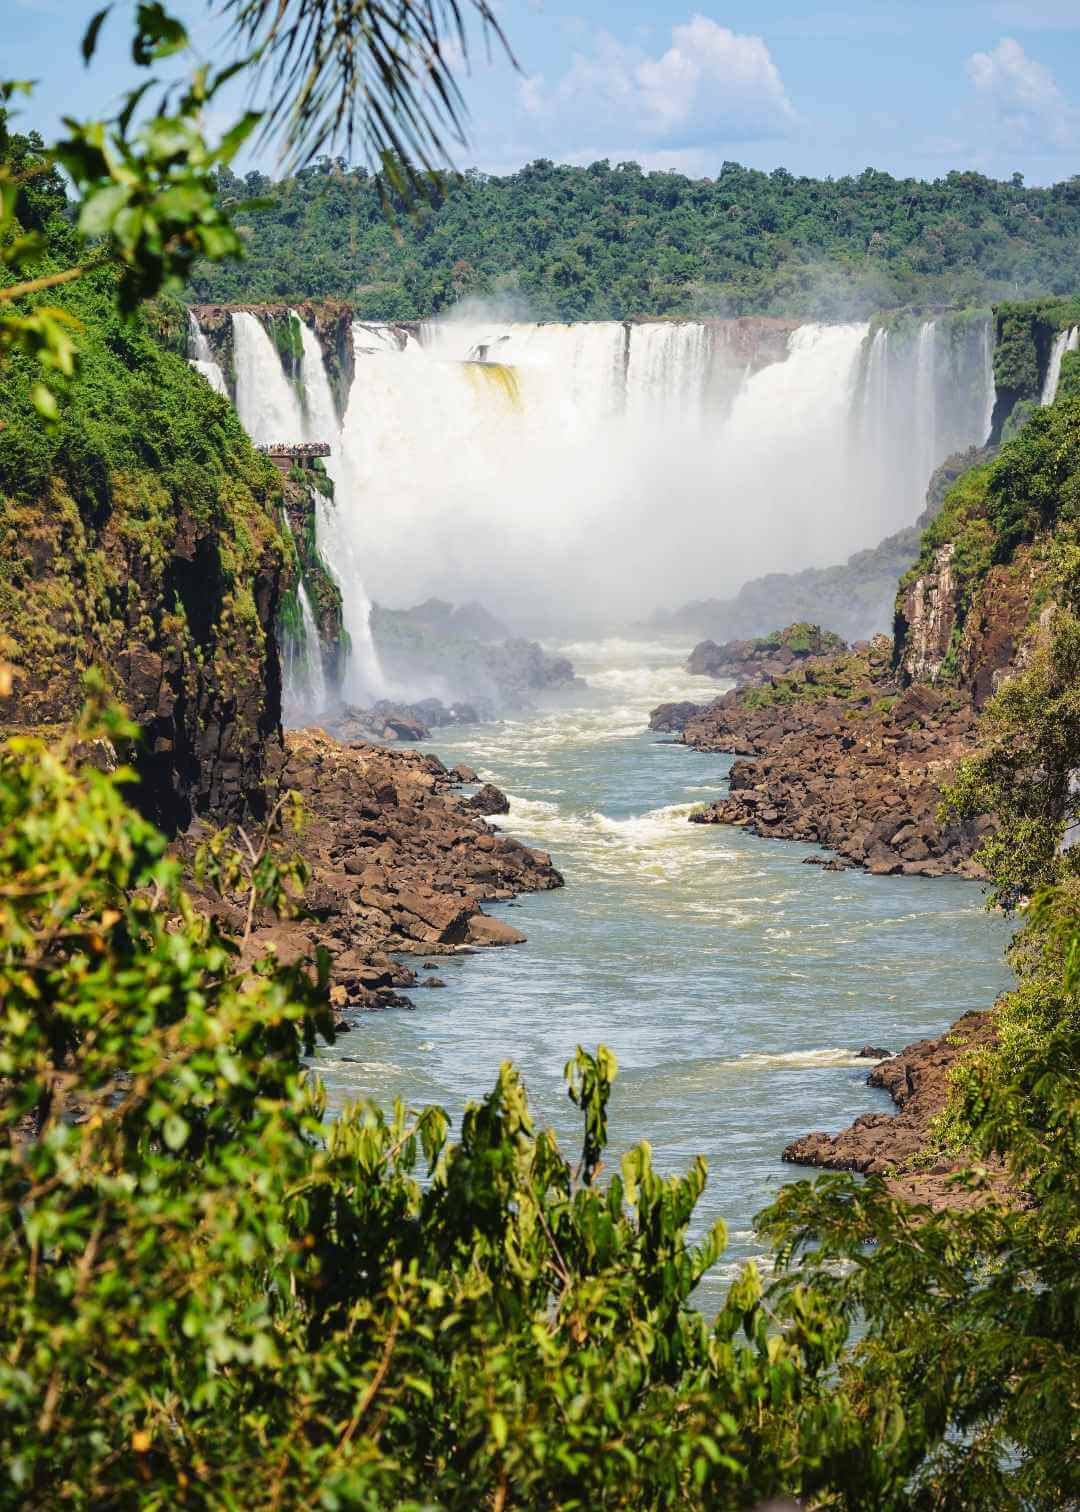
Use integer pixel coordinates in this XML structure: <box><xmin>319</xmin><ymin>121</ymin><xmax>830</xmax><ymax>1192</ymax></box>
<box><xmin>783</xmin><ymin>1011</ymin><xmax>1011</xmax><ymax>1212</ymax></box>
<box><xmin>186</xmin><ymin>729</ymin><xmax>562</xmax><ymax>1017</ymax></box>
<box><xmin>467</xmin><ymin>782</ymin><xmax>511</xmax><ymax>816</ymax></box>
<box><xmin>326</xmin><ymin>697</ymin><xmax>491</xmax><ymax>744</ymax></box>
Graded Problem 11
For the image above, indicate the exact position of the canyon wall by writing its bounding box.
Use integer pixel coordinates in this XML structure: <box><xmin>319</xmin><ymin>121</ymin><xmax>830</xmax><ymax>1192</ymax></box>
<box><xmin>0</xmin><ymin>282</ymin><xmax>292</xmax><ymax>831</ymax></box>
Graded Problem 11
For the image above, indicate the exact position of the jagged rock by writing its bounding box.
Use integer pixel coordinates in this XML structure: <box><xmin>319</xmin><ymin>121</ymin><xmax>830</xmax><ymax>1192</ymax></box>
<box><xmin>687</xmin><ymin>624</ymin><xmax>847</xmax><ymax>686</ymax></box>
<box><xmin>452</xmin><ymin>763</ymin><xmax>479</xmax><ymax>783</ymax></box>
<box><xmin>648</xmin><ymin>701</ymin><xmax>703</xmax><ymax>733</ymax></box>
<box><xmin>668</xmin><ymin>636</ymin><xmax>988</xmax><ymax>877</ymax></box>
<box><xmin>182</xmin><ymin>730</ymin><xmax>562</xmax><ymax>1011</ymax></box>
<box><xmin>783</xmin><ymin>1012</ymin><xmax>1012</xmax><ymax>1212</ymax></box>
<box><xmin>468</xmin><ymin>782</ymin><xmax>511</xmax><ymax>816</ymax></box>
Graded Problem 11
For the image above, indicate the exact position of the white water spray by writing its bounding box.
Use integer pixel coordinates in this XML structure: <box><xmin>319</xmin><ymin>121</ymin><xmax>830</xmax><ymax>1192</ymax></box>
<box><xmin>211</xmin><ymin>305</ymin><xmax>999</xmax><ymax>643</ymax></box>
<box><xmin>325</xmin><ymin>314</ymin><xmax>994</xmax><ymax>631</ymax></box>
<box><xmin>187</xmin><ymin>312</ymin><xmax>228</xmax><ymax>395</ymax></box>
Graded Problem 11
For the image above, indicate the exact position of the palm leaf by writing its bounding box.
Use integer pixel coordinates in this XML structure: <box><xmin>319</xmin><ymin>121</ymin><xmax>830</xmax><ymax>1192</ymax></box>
<box><xmin>215</xmin><ymin>0</ymin><xmax>515</xmax><ymax>191</ymax></box>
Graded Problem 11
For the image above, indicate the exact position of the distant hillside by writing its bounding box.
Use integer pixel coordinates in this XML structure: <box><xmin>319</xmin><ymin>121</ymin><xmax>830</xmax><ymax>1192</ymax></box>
<box><xmin>189</xmin><ymin>159</ymin><xmax>1080</xmax><ymax>322</ymax></box>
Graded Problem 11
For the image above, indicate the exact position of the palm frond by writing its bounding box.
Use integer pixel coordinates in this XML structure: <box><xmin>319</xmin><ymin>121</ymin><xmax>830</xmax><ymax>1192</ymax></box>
<box><xmin>215</xmin><ymin>0</ymin><xmax>515</xmax><ymax>189</ymax></box>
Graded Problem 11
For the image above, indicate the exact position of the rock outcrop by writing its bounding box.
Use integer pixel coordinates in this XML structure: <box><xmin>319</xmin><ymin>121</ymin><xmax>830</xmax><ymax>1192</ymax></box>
<box><xmin>676</xmin><ymin>639</ymin><xmax>989</xmax><ymax>876</ymax></box>
<box><xmin>190</xmin><ymin>730</ymin><xmax>563</xmax><ymax>1016</ymax></box>
<box><xmin>783</xmin><ymin>1011</ymin><xmax>1011</xmax><ymax>1212</ymax></box>
<box><xmin>687</xmin><ymin>624</ymin><xmax>847</xmax><ymax>685</ymax></box>
<box><xmin>0</xmin><ymin>401</ymin><xmax>290</xmax><ymax>833</ymax></box>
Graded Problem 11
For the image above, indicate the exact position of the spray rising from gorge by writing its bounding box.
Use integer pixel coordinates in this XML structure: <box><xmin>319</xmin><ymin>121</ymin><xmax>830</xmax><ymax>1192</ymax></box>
<box><xmin>189</xmin><ymin>307</ymin><xmax>997</xmax><ymax>705</ymax></box>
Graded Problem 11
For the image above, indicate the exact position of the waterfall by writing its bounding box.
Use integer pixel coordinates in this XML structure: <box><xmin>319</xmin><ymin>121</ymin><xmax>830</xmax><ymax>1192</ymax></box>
<box><xmin>282</xmin><ymin>581</ymin><xmax>329</xmax><ymax>725</ymax></box>
<box><xmin>625</xmin><ymin>322</ymin><xmax>713</xmax><ymax>427</ymax></box>
<box><xmin>295</xmin><ymin>316</ymin><xmax>384</xmax><ymax>702</ymax></box>
<box><xmin>1041</xmin><ymin>326</ymin><xmax>1079</xmax><ymax>406</ymax></box>
<box><xmin>332</xmin><ymin>317</ymin><xmax>886</xmax><ymax>628</ymax></box>
<box><xmin>231</xmin><ymin>311</ymin><xmax>307</xmax><ymax>443</ymax></box>
<box><xmin>228</xmin><ymin>309</ymin><xmax>384</xmax><ymax>705</ymax></box>
<box><xmin>914</xmin><ymin>321</ymin><xmax>938</xmax><ymax>495</ymax></box>
<box><xmin>853</xmin><ymin>312</ymin><xmax>995</xmax><ymax>530</ymax></box>
<box><xmin>187</xmin><ymin>312</ymin><xmax>227</xmax><ymax>395</ymax></box>
<box><xmin>229</xmin><ymin>308</ymin><xmax>1001</xmax><ymax>637</ymax></box>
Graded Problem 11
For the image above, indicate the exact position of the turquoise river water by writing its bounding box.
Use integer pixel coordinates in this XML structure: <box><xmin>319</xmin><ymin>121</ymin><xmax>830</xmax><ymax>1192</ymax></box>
<box><xmin>313</xmin><ymin>640</ymin><xmax>1014</xmax><ymax>1308</ymax></box>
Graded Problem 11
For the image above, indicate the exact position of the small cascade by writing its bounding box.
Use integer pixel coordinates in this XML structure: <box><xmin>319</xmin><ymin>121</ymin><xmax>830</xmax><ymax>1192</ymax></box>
<box><xmin>282</xmin><ymin>581</ymin><xmax>328</xmax><ymax>726</ymax></box>
<box><xmin>1041</xmin><ymin>326</ymin><xmax>1079</xmax><ymax>406</ymax></box>
<box><xmin>186</xmin><ymin>311</ymin><xmax>227</xmax><ymax>395</ymax></box>
<box><xmin>293</xmin><ymin>315</ymin><xmax>384</xmax><ymax>703</ymax></box>
<box><xmin>293</xmin><ymin>312</ymin><xmax>339</xmax><ymax>440</ymax></box>
<box><xmin>913</xmin><ymin>320</ymin><xmax>938</xmax><ymax>493</ymax></box>
<box><xmin>624</xmin><ymin>322</ymin><xmax>712</xmax><ymax>427</ymax></box>
<box><xmin>228</xmin><ymin>308</ymin><xmax>384</xmax><ymax>705</ymax></box>
<box><xmin>981</xmin><ymin>317</ymin><xmax>997</xmax><ymax>442</ymax></box>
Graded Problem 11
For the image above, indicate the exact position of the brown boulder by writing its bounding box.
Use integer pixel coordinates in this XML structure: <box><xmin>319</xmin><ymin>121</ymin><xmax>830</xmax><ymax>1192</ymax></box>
<box><xmin>466</xmin><ymin>914</ymin><xmax>527</xmax><ymax>946</ymax></box>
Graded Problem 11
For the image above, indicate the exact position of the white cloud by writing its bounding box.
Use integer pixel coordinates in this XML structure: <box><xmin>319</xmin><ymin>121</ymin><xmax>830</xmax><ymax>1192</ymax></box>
<box><xmin>519</xmin><ymin>15</ymin><xmax>796</xmax><ymax>147</ymax></box>
<box><xmin>967</xmin><ymin>37</ymin><xmax>1074</xmax><ymax>146</ymax></box>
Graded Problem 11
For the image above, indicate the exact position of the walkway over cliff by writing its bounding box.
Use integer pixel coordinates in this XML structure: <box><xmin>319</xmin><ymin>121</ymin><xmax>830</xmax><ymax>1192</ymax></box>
<box><xmin>256</xmin><ymin>442</ymin><xmax>331</xmax><ymax>473</ymax></box>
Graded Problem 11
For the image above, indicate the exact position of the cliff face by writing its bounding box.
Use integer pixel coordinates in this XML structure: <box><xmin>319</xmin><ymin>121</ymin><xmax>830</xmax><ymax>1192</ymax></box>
<box><xmin>0</xmin><ymin>280</ymin><xmax>292</xmax><ymax>832</ymax></box>
<box><xmin>893</xmin><ymin>388</ymin><xmax>1069</xmax><ymax>707</ymax></box>
<box><xmin>281</xmin><ymin>470</ymin><xmax>346</xmax><ymax>690</ymax></box>
<box><xmin>190</xmin><ymin>301</ymin><xmax>355</xmax><ymax>416</ymax></box>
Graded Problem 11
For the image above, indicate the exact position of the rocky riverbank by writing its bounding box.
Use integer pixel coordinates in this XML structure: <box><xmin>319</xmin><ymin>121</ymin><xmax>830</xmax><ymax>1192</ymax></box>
<box><xmin>186</xmin><ymin>729</ymin><xmax>562</xmax><ymax>1018</ymax></box>
<box><xmin>686</xmin><ymin>623</ymin><xmax>846</xmax><ymax>686</ymax></box>
<box><xmin>783</xmin><ymin>1011</ymin><xmax>1012</xmax><ymax>1212</ymax></box>
<box><xmin>654</xmin><ymin>635</ymin><xmax>989</xmax><ymax>877</ymax></box>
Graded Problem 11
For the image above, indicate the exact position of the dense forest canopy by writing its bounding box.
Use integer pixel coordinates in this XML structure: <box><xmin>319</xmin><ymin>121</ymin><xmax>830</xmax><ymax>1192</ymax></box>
<box><xmin>190</xmin><ymin>157</ymin><xmax>1080</xmax><ymax>321</ymax></box>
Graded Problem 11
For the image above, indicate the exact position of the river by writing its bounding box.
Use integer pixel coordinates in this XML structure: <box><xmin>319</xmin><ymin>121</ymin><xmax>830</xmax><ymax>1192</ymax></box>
<box><xmin>313</xmin><ymin>639</ymin><xmax>1014</xmax><ymax>1307</ymax></box>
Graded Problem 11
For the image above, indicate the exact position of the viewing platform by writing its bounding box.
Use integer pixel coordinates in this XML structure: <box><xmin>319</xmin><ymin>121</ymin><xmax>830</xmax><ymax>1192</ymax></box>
<box><xmin>257</xmin><ymin>442</ymin><xmax>332</xmax><ymax>475</ymax></box>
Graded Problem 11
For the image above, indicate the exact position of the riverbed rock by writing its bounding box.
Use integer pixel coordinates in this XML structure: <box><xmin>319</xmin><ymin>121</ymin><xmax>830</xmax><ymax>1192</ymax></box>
<box><xmin>466</xmin><ymin>914</ymin><xmax>528</xmax><ymax>946</ymax></box>
<box><xmin>674</xmin><ymin>636</ymin><xmax>989</xmax><ymax>876</ymax></box>
<box><xmin>468</xmin><ymin>782</ymin><xmax>511</xmax><ymax>816</ymax></box>
<box><xmin>648</xmin><ymin>701</ymin><xmax>704</xmax><ymax>733</ymax></box>
<box><xmin>687</xmin><ymin>624</ymin><xmax>847</xmax><ymax>686</ymax></box>
<box><xmin>783</xmin><ymin>1010</ymin><xmax>1012</xmax><ymax>1212</ymax></box>
<box><xmin>185</xmin><ymin>729</ymin><xmax>561</xmax><ymax>1014</ymax></box>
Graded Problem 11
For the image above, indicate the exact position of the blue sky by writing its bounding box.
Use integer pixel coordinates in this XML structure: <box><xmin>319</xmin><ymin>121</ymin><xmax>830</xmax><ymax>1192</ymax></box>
<box><xmin>7</xmin><ymin>0</ymin><xmax>1080</xmax><ymax>184</ymax></box>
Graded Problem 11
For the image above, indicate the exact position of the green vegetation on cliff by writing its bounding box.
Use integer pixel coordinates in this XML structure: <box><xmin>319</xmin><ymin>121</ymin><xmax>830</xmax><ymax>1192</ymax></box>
<box><xmin>190</xmin><ymin>158</ymin><xmax>1080</xmax><ymax>320</ymax></box>
<box><xmin>899</xmin><ymin>376</ymin><xmax>1080</xmax><ymax>680</ymax></box>
<box><xmin>0</xmin><ymin>123</ymin><xmax>290</xmax><ymax>826</ymax></box>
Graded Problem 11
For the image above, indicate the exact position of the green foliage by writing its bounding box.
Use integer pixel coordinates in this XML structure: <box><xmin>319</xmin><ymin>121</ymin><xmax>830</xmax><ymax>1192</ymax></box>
<box><xmin>0</xmin><ymin>710</ymin><xmax>859</xmax><ymax>1507</ymax></box>
<box><xmin>755</xmin><ymin>622</ymin><xmax>845</xmax><ymax>657</ymax></box>
<box><xmin>3</xmin><ymin>699</ymin><xmax>1079</xmax><ymax>1506</ymax></box>
<box><xmin>190</xmin><ymin>158</ymin><xmax>1080</xmax><ymax>319</ymax></box>
<box><xmin>992</xmin><ymin>296</ymin><xmax>1080</xmax><ymax>401</ymax></box>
